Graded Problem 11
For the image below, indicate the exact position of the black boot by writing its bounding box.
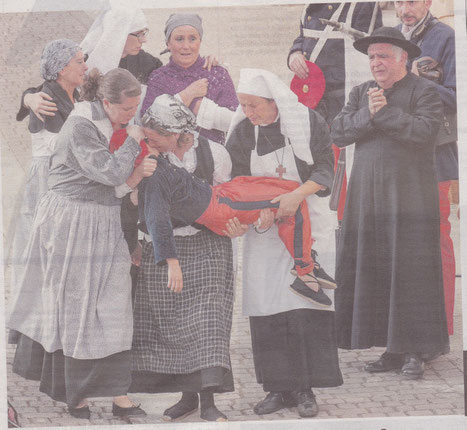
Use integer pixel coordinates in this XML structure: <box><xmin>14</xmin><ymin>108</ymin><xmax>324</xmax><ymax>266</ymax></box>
<box><xmin>162</xmin><ymin>392</ymin><xmax>198</xmax><ymax>421</ymax></box>
<box><xmin>200</xmin><ymin>389</ymin><xmax>227</xmax><ymax>422</ymax></box>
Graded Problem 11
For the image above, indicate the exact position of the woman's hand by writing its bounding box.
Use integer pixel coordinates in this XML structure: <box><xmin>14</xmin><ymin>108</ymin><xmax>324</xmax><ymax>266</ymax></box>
<box><xmin>167</xmin><ymin>258</ymin><xmax>183</xmax><ymax>293</ymax></box>
<box><xmin>131</xmin><ymin>242</ymin><xmax>142</xmax><ymax>267</ymax></box>
<box><xmin>125</xmin><ymin>155</ymin><xmax>157</xmax><ymax>189</ymax></box>
<box><xmin>126</xmin><ymin>125</ymin><xmax>146</xmax><ymax>142</ymax></box>
<box><xmin>271</xmin><ymin>191</ymin><xmax>305</xmax><ymax>218</ymax></box>
<box><xmin>136</xmin><ymin>155</ymin><xmax>158</xmax><ymax>178</ymax></box>
<box><xmin>203</xmin><ymin>55</ymin><xmax>219</xmax><ymax>71</ymax></box>
<box><xmin>223</xmin><ymin>217</ymin><xmax>248</xmax><ymax>238</ymax></box>
<box><xmin>24</xmin><ymin>92</ymin><xmax>57</xmax><ymax>121</ymax></box>
<box><xmin>179</xmin><ymin>78</ymin><xmax>209</xmax><ymax>107</ymax></box>
<box><xmin>130</xmin><ymin>189</ymin><xmax>138</xmax><ymax>206</ymax></box>
<box><xmin>254</xmin><ymin>208</ymin><xmax>275</xmax><ymax>231</ymax></box>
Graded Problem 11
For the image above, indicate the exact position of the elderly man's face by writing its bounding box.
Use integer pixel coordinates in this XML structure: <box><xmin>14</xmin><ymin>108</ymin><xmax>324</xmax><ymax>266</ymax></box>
<box><xmin>368</xmin><ymin>43</ymin><xmax>407</xmax><ymax>88</ymax></box>
<box><xmin>143</xmin><ymin>128</ymin><xmax>179</xmax><ymax>152</ymax></box>
<box><xmin>395</xmin><ymin>1</ymin><xmax>431</xmax><ymax>27</ymax></box>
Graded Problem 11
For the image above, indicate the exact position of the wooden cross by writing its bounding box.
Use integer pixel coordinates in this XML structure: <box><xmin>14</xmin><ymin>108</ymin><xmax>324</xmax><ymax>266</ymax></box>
<box><xmin>276</xmin><ymin>164</ymin><xmax>286</xmax><ymax>179</ymax></box>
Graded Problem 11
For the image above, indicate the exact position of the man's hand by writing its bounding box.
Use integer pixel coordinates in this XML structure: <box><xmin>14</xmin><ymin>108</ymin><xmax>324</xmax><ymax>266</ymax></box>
<box><xmin>167</xmin><ymin>258</ymin><xmax>183</xmax><ymax>293</ymax></box>
<box><xmin>367</xmin><ymin>87</ymin><xmax>387</xmax><ymax>117</ymax></box>
<box><xmin>24</xmin><ymin>92</ymin><xmax>57</xmax><ymax>121</ymax></box>
<box><xmin>223</xmin><ymin>217</ymin><xmax>248</xmax><ymax>238</ymax></box>
<box><xmin>289</xmin><ymin>51</ymin><xmax>308</xmax><ymax>79</ymax></box>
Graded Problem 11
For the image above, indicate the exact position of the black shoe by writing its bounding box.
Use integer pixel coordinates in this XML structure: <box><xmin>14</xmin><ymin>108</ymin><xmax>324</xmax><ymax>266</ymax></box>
<box><xmin>163</xmin><ymin>397</ymin><xmax>198</xmax><ymax>421</ymax></box>
<box><xmin>68</xmin><ymin>406</ymin><xmax>91</xmax><ymax>419</ymax></box>
<box><xmin>420</xmin><ymin>351</ymin><xmax>441</xmax><ymax>362</ymax></box>
<box><xmin>311</xmin><ymin>249</ymin><xmax>337</xmax><ymax>289</ymax></box>
<box><xmin>253</xmin><ymin>392</ymin><xmax>296</xmax><ymax>415</ymax></box>
<box><xmin>295</xmin><ymin>390</ymin><xmax>319</xmax><ymax>418</ymax></box>
<box><xmin>289</xmin><ymin>278</ymin><xmax>332</xmax><ymax>307</ymax></box>
<box><xmin>364</xmin><ymin>352</ymin><xmax>405</xmax><ymax>373</ymax></box>
<box><xmin>401</xmin><ymin>353</ymin><xmax>425</xmax><ymax>379</ymax></box>
<box><xmin>200</xmin><ymin>406</ymin><xmax>228</xmax><ymax>422</ymax></box>
<box><xmin>112</xmin><ymin>403</ymin><xmax>147</xmax><ymax>417</ymax></box>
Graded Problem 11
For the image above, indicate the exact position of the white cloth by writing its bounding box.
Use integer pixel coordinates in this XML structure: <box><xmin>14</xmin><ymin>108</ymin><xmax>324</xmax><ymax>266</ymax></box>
<box><xmin>81</xmin><ymin>6</ymin><xmax>147</xmax><ymax>74</ymax></box>
<box><xmin>242</xmin><ymin>132</ymin><xmax>337</xmax><ymax>317</ymax></box>
<box><xmin>196</xmin><ymin>97</ymin><xmax>235</xmax><ymax>133</ymax></box>
<box><xmin>30</xmin><ymin>129</ymin><xmax>58</xmax><ymax>157</ymax></box>
<box><xmin>228</xmin><ymin>68</ymin><xmax>313</xmax><ymax>165</ymax></box>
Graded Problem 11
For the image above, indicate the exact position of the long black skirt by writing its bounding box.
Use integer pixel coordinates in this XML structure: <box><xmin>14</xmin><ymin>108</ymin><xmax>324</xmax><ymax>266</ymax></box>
<box><xmin>12</xmin><ymin>333</ymin><xmax>131</xmax><ymax>407</ymax></box>
<box><xmin>130</xmin><ymin>366</ymin><xmax>234</xmax><ymax>394</ymax></box>
<box><xmin>250</xmin><ymin>308</ymin><xmax>343</xmax><ymax>392</ymax></box>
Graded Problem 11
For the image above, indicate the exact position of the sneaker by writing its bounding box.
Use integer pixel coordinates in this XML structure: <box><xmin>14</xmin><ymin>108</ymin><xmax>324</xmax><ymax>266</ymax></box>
<box><xmin>289</xmin><ymin>277</ymin><xmax>332</xmax><ymax>307</ymax></box>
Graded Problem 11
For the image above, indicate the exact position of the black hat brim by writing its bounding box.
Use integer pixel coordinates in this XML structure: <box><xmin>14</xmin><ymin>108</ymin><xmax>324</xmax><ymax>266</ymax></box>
<box><xmin>353</xmin><ymin>36</ymin><xmax>421</xmax><ymax>59</ymax></box>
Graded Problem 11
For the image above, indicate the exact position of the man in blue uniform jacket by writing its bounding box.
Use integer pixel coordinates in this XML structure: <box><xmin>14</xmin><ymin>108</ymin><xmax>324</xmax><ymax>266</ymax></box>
<box><xmin>288</xmin><ymin>2</ymin><xmax>382</xmax><ymax>124</ymax></box>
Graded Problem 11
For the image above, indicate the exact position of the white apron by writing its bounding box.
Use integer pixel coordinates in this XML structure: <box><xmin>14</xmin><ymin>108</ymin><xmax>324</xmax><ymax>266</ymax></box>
<box><xmin>242</xmin><ymin>131</ymin><xmax>337</xmax><ymax>316</ymax></box>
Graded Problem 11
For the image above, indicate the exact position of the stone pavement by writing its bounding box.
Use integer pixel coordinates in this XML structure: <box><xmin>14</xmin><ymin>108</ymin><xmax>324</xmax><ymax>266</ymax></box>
<box><xmin>1</xmin><ymin>4</ymin><xmax>464</xmax><ymax>428</ymax></box>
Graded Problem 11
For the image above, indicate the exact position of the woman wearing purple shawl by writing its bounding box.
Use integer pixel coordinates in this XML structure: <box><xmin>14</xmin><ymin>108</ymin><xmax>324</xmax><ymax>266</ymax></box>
<box><xmin>141</xmin><ymin>13</ymin><xmax>238</xmax><ymax>144</ymax></box>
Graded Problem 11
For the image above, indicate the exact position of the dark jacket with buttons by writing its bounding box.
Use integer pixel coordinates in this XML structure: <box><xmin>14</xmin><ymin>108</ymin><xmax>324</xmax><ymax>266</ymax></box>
<box><xmin>396</xmin><ymin>14</ymin><xmax>457</xmax><ymax>181</ymax></box>
<box><xmin>288</xmin><ymin>2</ymin><xmax>382</xmax><ymax>123</ymax></box>
<box><xmin>139</xmin><ymin>155</ymin><xmax>213</xmax><ymax>264</ymax></box>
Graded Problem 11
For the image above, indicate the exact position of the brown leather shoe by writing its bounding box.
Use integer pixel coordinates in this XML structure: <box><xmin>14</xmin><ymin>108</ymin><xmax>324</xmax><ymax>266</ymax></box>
<box><xmin>364</xmin><ymin>352</ymin><xmax>405</xmax><ymax>373</ymax></box>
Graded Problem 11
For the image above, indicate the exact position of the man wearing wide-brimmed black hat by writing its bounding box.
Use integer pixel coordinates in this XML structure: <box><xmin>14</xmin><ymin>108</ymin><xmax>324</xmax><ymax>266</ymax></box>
<box><xmin>331</xmin><ymin>26</ymin><xmax>449</xmax><ymax>380</ymax></box>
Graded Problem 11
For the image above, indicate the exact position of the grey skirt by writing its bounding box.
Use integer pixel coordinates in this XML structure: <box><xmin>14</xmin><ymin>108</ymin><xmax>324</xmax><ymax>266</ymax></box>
<box><xmin>9</xmin><ymin>156</ymin><xmax>50</xmax><ymax>295</ymax></box>
<box><xmin>8</xmin><ymin>191</ymin><xmax>133</xmax><ymax>359</ymax></box>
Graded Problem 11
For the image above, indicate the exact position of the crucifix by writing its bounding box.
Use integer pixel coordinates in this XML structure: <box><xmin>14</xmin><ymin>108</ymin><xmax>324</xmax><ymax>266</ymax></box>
<box><xmin>276</xmin><ymin>164</ymin><xmax>287</xmax><ymax>179</ymax></box>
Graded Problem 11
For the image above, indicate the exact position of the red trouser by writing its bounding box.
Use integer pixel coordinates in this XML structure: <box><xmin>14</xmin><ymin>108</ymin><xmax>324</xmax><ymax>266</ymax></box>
<box><xmin>439</xmin><ymin>181</ymin><xmax>455</xmax><ymax>335</ymax></box>
<box><xmin>196</xmin><ymin>176</ymin><xmax>314</xmax><ymax>276</ymax></box>
<box><xmin>332</xmin><ymin>145</ymin><xmax>347</xmax><ymax>221</ymax></box>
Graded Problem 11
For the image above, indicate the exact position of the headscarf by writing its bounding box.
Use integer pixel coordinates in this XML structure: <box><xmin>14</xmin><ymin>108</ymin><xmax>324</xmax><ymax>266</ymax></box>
<box><xmin>228</xmin><ymin>68</ymin><xmax>313</xmax><ymax>164</ymax></box>
<box><xmin>80</xmin><ymin>7</ymin><xmax>147</xmax><ymax>74</ymax></box>
<box><xmin>141</xmin><ymin>94</ymin><xmax>197</xmax><ymax>134</ymax></box>
<box><xmin>164</xmin><ymin>13</ymin><xmax>203</xmax><ymax>44</ymax></box>
<box><xmin>40</xmin><ymin>39</ymin><xmax>80</xmax><ymax>81</ymax></box>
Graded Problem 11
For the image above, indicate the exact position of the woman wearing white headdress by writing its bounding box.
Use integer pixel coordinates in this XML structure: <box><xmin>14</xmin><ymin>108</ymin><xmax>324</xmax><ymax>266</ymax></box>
<box><xmin>226</xmin><ymin>68</ymin><xmax>343</xmax><ymax>418</ymax></box>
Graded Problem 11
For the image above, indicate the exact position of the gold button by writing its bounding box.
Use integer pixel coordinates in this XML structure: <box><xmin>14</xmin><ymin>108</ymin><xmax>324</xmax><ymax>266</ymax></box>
<box><xmin>328</xmin><ymin>4</ymin><xmax>333</xmax><ymax>9</ymax></box>
<box><xmin>307</xmin><ymin>15</ymin><xmax>311</xmax><ymax>21</ymax></box>
<box><xmin>303</xmin><ymin>84</ymin><xmax>309</xmax><ymax>93</ymax></box>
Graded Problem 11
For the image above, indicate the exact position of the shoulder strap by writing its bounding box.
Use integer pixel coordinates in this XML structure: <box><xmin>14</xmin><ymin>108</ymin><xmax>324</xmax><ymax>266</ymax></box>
<box><xmin>193</xmin><ymin>136</ymin><xmax>215</xmax><ymax>185</ymax></box>
<box><xmin>412</xmin><ymin>15</ymin><xmax>440</xmax><ymax>46</ymax></box>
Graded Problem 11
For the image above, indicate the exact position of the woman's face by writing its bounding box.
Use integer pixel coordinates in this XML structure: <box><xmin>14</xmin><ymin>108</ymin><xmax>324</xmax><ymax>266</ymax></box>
<box><xmin>237</xmin><ymin>93</ymin><xmax>278</xmax><ymax>126</ymax></box>
<box><xmin>122</xmin><ymin>28</ymin><xmax>148</xmax><ymax>58</ymax></box>
<box><xmin>167</xmin><ymin>25</ymin><xmax>201</xmax><ymax>68</ymax></box>
<box><xmin>58</xmin><ymin>50</ymin><xmax>88</xmax><ymax>88</ymax></box>
<box><xmin>143</xmin><ymin>128</ymin><xmax>180</xmax><ymax>152</ymax></box>
<box><xmin>103</xmin><ymin>95</ymin><xmax>141</xmax><ymax>126</ymax></box>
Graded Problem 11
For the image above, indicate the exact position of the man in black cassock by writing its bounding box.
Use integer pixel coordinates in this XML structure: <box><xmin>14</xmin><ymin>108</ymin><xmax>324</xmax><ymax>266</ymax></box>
<box><xmin>331</xmin><ymin>27</ymin><xmax>449</xmax><ymax>380</ymax></box>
